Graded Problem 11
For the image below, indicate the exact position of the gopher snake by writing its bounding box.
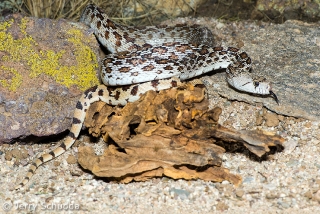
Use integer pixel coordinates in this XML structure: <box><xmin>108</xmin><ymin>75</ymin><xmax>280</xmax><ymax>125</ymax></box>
<box><xmin>15</xmin><ymin>4</ymin><xmax>278</xmax><ymax>190</ymax></box>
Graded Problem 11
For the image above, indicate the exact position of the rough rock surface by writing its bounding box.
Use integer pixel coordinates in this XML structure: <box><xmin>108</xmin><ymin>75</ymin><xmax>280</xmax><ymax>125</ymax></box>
<box><xmin>119</xmin><ymin>0</ymin><xmax>206</xmax><ymax>18</ymax></box>
<box><xmin>254</xmin><ymin>0</ymin><xmax>320</xmax><ymax>21</ymax></box>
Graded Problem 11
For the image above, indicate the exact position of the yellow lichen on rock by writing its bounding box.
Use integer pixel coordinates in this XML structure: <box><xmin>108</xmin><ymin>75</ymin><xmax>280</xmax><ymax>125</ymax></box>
<box><xmin>66</xmin><ymin>28</ymin><xmax>100</xmax><ymax>89</ymax></box>
<box><xmin>0</xmin><ymin>17</ymin><xmax>100</xmax><ymax>92</ymax></box>
<box><xmin>0</xmin><ymin>66</ymin><xmax>22</xmax><ymax>91</ymax></box>
<box><xmin>28</xmin><ymin>28</ymin><xmax>100</xmax><ymax>90</ymax></box>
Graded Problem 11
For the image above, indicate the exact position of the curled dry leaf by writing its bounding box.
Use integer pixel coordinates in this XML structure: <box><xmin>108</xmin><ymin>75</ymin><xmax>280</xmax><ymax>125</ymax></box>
<box><xmin>79</xmin><ymin>84</ymin><xmax>285</xmax><ymax>186</ymax></box>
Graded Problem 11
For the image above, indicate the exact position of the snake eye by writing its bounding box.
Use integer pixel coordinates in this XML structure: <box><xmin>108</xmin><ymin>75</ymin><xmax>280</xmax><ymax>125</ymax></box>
<box><xmin>254</xmin><ymin>81</ymin><xmax>260</xmax><ymax>88</ymax></box>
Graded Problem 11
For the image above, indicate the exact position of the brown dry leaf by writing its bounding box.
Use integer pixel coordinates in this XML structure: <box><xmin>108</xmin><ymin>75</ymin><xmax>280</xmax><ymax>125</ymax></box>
<box><xmin>79</xmin><ymin>85</ymin><xmax>284</xmax><ymax>186</ymax></box>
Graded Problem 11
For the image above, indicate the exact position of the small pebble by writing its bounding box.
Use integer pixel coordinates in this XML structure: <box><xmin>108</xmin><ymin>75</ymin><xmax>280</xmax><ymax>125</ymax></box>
<box><xmin>216</xmin><ymin>201</ymin><xmax>228</xmax><ymax>211</ymax></box>
<box><xmin>286</xmin><ymin>158</ymin><xmax>300</xmax><ymax>167</ymax></box>
<box><xmin>169</xmin><ymin>188</ymin><xmax>190</xmax><ymax>199</ymax></box>
<box><xmin>53</xmin><ymin>161</ymin><xmax>61</xmax><ymax>167</ymax></box>
<box><xmin>235</xmin><ymin>188</ymin><xmax>245</xmax><ymax>197</ymax></box>
<box><xmin>66</xmin><ymin>155</ymin><xmax>77</xmax><ymax>164</ymax></box>
<box><xmin>313</xmin><ymin>189</ymin><xmax>320</xmax><ymax>202</ymax></box>
<box><xmin>264</xmin><ymin>112</ymin><xmax>279</xmax><ymax>127</ymax></box>
<box><xmin>243</xmin><ymin>177</ymin><xmax>255</xmax><ymax>184</ymax></box>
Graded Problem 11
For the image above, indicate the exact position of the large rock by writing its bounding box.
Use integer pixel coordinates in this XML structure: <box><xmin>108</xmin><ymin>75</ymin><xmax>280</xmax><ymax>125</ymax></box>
<box><xmin>186</xmin><ymin>19</ymin><xmax>320</xmax><ymax>121</ymax></box>
<box><xmin>0</xmin><ymin>14</ymin><xmax>100</xmax><ymax>143</ymax></box>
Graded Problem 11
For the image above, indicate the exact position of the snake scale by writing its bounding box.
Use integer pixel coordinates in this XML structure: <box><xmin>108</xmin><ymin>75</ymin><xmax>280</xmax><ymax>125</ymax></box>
<box><xmin>15</xmin><ymin>4</ymin><xmax>278</xmax><ymax>190</ymax></box>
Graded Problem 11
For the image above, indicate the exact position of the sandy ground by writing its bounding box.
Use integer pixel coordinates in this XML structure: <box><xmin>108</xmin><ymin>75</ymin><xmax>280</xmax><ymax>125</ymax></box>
<box><xmin>1</xmin><ymin>97</ymin><xmax>320</xmax><ymax>213</ymax></box>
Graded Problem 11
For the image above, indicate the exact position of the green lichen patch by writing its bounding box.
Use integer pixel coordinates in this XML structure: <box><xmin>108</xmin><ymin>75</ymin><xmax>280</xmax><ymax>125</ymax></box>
<box><xmin>0</xmin><ymin>17</ymin><xmax>100</xmax><ymax>92</ymax></box>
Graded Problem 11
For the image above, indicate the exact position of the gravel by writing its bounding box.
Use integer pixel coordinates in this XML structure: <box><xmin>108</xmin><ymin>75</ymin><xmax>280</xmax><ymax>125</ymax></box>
<box><xmin>1</xmin><ymin>98</ymin><xmax>320</xmax><ymax>213</ymax></box>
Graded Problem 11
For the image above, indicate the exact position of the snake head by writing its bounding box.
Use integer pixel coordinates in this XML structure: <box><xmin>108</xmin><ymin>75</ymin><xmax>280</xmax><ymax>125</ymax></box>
<box><xmin>227</xmin><ymin>74</ymin><xmax>279</xmax><ymax>104</ymax></box>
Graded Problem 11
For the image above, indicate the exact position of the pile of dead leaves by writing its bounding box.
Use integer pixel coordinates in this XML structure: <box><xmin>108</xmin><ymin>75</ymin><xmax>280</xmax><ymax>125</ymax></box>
<box><xmin>78</xmin><ymin>84</ymin><xmax>284</xmax><ymax>186</ymax></box>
